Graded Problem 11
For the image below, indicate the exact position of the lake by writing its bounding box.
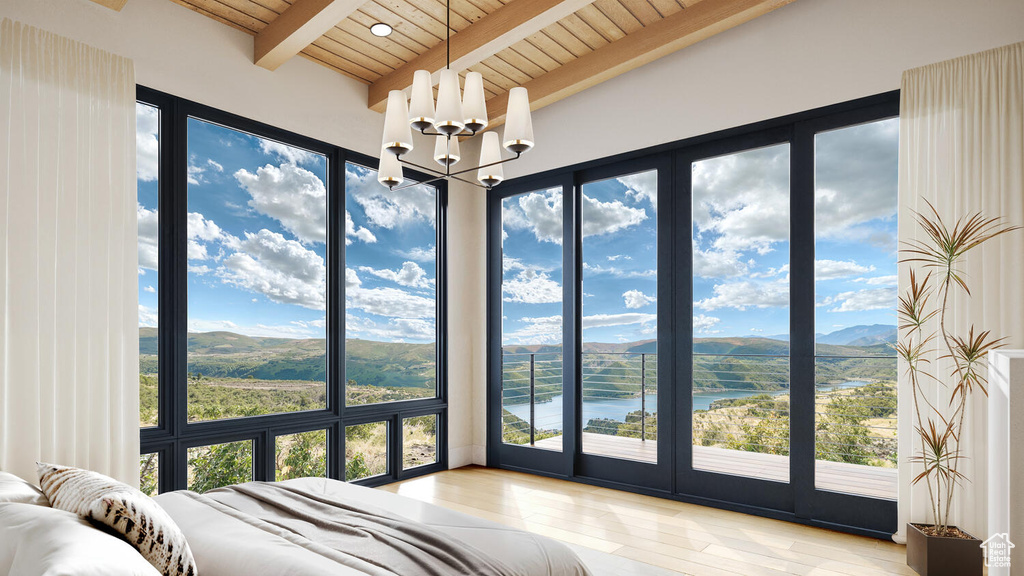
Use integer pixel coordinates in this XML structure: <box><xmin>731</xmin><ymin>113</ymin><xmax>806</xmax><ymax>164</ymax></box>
<box><xmin>503</xmin><ymin>380</ymin><xmax>870</xmax><ymax>432</ymax></box>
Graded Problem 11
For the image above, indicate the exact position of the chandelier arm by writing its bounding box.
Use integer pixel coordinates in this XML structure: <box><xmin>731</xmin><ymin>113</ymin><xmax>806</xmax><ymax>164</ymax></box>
<box><xmin>416</xmin><ymin>129</ymin><xmax>479</xmax><ymax>139</ymax></box>
<box><xmin>396</xmin><ymin>151</ymin><xmax>521</xmax><ymax>180</ymax></box>
<box><xmin>397</xmin><ymin>157</ymin><xmax>451</xmax><ymax>178</ymax></box>
<box><xmin>388</xmin><ymin>172</ymin><xmax>490</xmax><ymax>192</ymax></box>
<box><xmin>444</xmin><ymin>152</ymin><xmax>522</xmax><ymax>178</ymax></box>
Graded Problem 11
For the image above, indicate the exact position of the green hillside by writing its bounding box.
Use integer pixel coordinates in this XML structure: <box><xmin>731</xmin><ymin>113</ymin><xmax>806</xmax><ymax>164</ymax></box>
<box><xmin>139</xmin><ymin>328</ymin><xmax>435</xmax><ymax>390</ymax></box>
<box><xmin>500</xmin><ymin>336</ymin><xmax>895</xmax><ymax>404</ymax></box>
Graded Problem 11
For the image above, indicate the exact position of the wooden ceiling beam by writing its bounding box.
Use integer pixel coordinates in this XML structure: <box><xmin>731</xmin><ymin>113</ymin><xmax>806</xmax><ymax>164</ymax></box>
<box><xmin>255</xmin><ymin>0</ymin><xmax>365</xmax><ymax>71</ymax></box>
<box><xmin>367</xmin><ymin>0</ymin><xmax>595</xmax><ymax>112</ymax></box>
<box><xmin>88</xmin><ymin>0</ymin><xmax>128</xmax><ymax>11</ymax></box>
<box><xmin>483</xmin><ymin>0</ymin><xmax>795</xmax><ymax>127</ymax></box>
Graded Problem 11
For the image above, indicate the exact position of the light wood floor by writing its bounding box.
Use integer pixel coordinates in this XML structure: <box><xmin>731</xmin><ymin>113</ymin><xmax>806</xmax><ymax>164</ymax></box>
<box><xmin>534</xmin><ymin>433</ymin><xmax>898</xmax><ymax>500</ymax></box>
<box><xmin>380</xmin><ymin>465</ymin><xmax>915</xmax><ymax>576</ymax></box>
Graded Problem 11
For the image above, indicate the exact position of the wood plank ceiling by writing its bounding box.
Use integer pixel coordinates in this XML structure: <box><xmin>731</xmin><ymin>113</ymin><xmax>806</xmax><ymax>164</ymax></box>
<box><xmin>166</xmin><ymin>0</ymin><xmax>795</xmax><ymax>123</ymax></box>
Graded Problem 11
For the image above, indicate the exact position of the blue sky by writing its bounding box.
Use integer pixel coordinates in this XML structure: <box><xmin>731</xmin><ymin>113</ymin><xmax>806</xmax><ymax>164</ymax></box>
<box><xmin>136</xmin><ymin>104</ymin><xmax>437</xmax><ymax>344</ymax></box>
<box><xmin>137</xmin><ymin>103</ymin><xmax>896</xmax><ymax>348</ymax></box>
<box><xmin>501</xmin><ymin>118</ymin><xmax>899</xmax><ymax>345</ymax></box>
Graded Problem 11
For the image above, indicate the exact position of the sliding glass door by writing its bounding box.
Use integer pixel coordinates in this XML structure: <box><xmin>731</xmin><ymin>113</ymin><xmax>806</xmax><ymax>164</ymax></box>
<box><xmin>487</xmin><ymin>92</ymin><xmax>900</xmax><ymax>537</ymax></box>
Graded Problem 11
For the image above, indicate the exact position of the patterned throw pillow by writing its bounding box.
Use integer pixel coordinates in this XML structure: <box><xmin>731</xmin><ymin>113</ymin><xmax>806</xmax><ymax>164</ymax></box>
<box><xmin>36</xmin><ymin>463</ymin><xmax>197</xmax><ymax>576</ymax></box>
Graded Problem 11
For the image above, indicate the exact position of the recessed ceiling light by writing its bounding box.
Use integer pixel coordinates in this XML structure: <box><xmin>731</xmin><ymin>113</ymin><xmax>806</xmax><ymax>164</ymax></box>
<box><xmin>370</xmin><ymin>23</ymin><xmax>393</xmax><ymax>37</ymax></box>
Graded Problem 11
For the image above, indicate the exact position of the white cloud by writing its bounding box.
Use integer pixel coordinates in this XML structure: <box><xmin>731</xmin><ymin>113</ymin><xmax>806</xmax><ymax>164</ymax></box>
<box><xmin>693</xmin><ymin>249</ymin><xmax>748</xmax><ymax>278</ymax></box>
<box><xmin>582</xmin><ymin>194</ymin><xmax>647</xmax><ymax>238</ymax></box>
<box><xmin>607</xmin><ymin>255</ymin><xmax>632</xmax><ymax>262</ymax></box>
<box><xmin>695</xmin><ymin>280</ymin><xmax>789</xmax><ymax>311</ymax></box>
<box><xmin>694</xmin><ymin>314</ymin><xmax>721</xmax><ymax>334</ymax></box>
<box><xmin>397</xmin><ymin>245</ymin><xmax>435</xmax><ymax>262</ymax></box>
<box><xmin>187</xmin><ymin>161</ymin><xmax>206</xmax><ymax>186</ymax></box>
<box><xmin>623</xmin><ymin>290</ymin><xmax>655</xmax><ymax>309</ymax></box>
<box><xmin>217</xmin><ymin>229</ymin><xmax>326</xmax><ymax>310</ymax></box>
<box><xmin>856</xmin><ymin>275</ymin><xmax>898</xmax><ymax>286</ymax></box>
<box><xmin>617</xmin><ymin>171</ymin><xmax>657</xmax><ymax>211</ymax></box>
<box><xmin>692</xmin><ymin>144</ymin><xmax>790</xmax><ymax>255</ymax></box>
<box><xmin>345</xmin><ymin>210</ymin><xmax>377</xmax><ymax>246</ymax></box>
<box><xmin>136</xmin><ymin>104</ymin><xmax>159</xmax><ymax>182</ymax></box>
<box><xmin>348</xmin><ymin>316</ymin><xmax>435</xmax><ymax>342</ymax></box>
<box><xmin>815</xmin><ymin>259</ymin><xmax>875</xmax><ymax>280</ymax></box>
<box><xmin>235</xmin><ymin>163</ymin><xmax>327</xmax><ymax>244</ymax></box>
<box><xmin>503</xmin><ymin>270</ymin><xmax>561</xmax><ymax>304</ymax></box>
<box><xmin>188</xmin><ymin>240</ymin><xmax>209</xmax><ymax>261</ymax></box>
<box><xmin>188</xmin><ymin>211</ymin><xmax>229</xmax><ymax>243</ymax></box>
<box><xmin>582</xmin><ymin>313</ymin><xmax>656</xmax><ymax>329</ymax></box>
<box><xmin>187</xmin><ymin>319</ymin><xmax>238</xmax><ymax>332</ymax></box>
<box><xmin>143</xmin><ymin>285</ymin><xmax>156</xmax><ymax>294</ymax></box>
<box><xmin>207</xmin><ymin>159</ymin><xmax>223</xmax><ymax>172</ymax></box>
<box><xmin>138</xmin><ymin>304</ymin><xmax>157</xmax><ymax>327</ymax></box>
<box><xmin>814</xmin><ymin>118</ymin><xmax>899</xmax><ymax>242</ymax></box>
<box><xmin>583</xmin><ymin>262</ymin><xmax>656</xmax><ymax>278</ymax></box>
<box><xmin>137</xmin><ymin>205</ymin><xmax>158</xmax><ymax>272</ymax></box>
<box><xmin>503</xmin><ymin>312</ymin><xmax>655</xmax><ymax>345</ymax></box>
<box><xmin>258</xmin><ymin>139</ymin><xmax>321</xmax><ymax>166</ymax></box>
<box><xmin>822</xmin><ymin>287</ymin><xmax>897</xmax><ymax>312</ymax></box>
<box><xmin>502</xmin><ymin>315</ymin><xmax>563</xmax><ymax>345</ymax></box>
<box><xmin>502</xmin><ymin>189</ymin><xmax>647</xmax><ymax>244</ymax></box>
<box><xmin>503</xmin><ymin>189</ymin><xmax>562</xmax><ymax>243</ymax></box>
<box><xmin>347</xmin><ymin>286</ymin><xmax>435</xmax><ymax>319</ymax></box>
<box><xmin>359</xmin><ymin>261</ymin><xmax>433</xmax><ymax>289</ymax></box>
<box><xmin>347</xmin><ymin>166</ymin><xmax>436</xmax><ymax>229</ymax></box>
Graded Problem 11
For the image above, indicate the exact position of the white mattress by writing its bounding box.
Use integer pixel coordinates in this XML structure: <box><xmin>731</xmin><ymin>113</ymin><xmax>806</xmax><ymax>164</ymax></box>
<box><xmin>155</xmin><ymin>477</ymin><xmax>592</xmax><ymax>576</ymax></box>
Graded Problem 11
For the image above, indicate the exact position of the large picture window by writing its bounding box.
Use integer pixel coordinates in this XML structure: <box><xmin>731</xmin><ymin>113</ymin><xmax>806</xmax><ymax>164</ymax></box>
<box><xmin>137</xmin><ymin>87</ymin><xmax>447</xmax><ymax>494</ymax></box>
<box><xmin>487</xmin><ymin>91</ymin><xmax>899</xmax><ymax>537</ymax></box>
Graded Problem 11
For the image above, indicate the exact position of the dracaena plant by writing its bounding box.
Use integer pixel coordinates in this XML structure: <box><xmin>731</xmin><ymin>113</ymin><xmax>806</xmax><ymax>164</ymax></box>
<box><xmin>898</xmin><ymin>200</ymin><xmax>1019</xmax><ymax>536</ymax></box>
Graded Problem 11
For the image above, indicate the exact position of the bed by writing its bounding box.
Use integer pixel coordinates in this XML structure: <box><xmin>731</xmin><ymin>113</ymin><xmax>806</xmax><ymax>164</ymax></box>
<box><xmin>154</xmin><ymin>477</ymin><xmax>593</xmax><ymax>576</ymax></box>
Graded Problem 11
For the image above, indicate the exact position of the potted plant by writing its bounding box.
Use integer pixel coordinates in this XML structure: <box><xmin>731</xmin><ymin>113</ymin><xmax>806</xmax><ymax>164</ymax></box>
<box><xmin>898</xmin><ymin>201</ymin><xmax>1019</xmax><ymax>576</ymax></box>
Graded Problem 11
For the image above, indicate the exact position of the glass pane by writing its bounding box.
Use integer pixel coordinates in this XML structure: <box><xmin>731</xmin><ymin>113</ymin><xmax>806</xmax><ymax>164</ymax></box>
<box><xmin>813</xmin><ymin>118</ymin><xmax>899</xmax><ymax>499</ymax></box>
<box><xmin>580</xmin><ymin>170</ymin><xmax>658</xmax><ymax>463</ymax></box>
<box><xmin>275</xmin><ymin>429</ymin><xmax>328</xmax><ymax>481</ymax></box>
<box><xmin>139</xmin><ymin>453</ymin><xmax>159</xmax><ymax>496</ymax></box>
<box><xmin>137</xmin><ymin>102</ymin><xmax>160</xmax><ymax>429</ymax></box>
<box><xmin>185</xmin><ymin>118</ymin><xmax>328</xmax><ymax>422</ymax></box>
<box><xmin>691</xmin><ymin>144</ymin><xmax>791</xmax><ymax>482</ymax></box>
<box><xmin>187</xmin><ymin>439</ymin><xmax>254</xmax><ymax>493</ymax></box>
<box><xmin>345</xmin><ymin>421</ymin><xmax>388</xmax><ymax>481</ymax></box>
<box><xmin>500</xmin><ymin>188</ymin><xmax>563</xmax><ymax>449</ymax></box>
<box><xmin>344</xmin><ymin>163</ymin><xmax>437</xmax><ymax>406</ymax></box>
<box><xmin>403</xmin><ymin>415</ymin><xmax>438</xmax><ymax>469</ymax></box>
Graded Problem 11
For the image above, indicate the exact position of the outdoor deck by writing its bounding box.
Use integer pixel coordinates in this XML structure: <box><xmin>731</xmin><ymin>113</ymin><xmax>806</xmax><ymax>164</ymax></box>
<box><xmin>533</xmin><ymin>432</ymin><xmax>896</xmax><ymax>500</ymax></box>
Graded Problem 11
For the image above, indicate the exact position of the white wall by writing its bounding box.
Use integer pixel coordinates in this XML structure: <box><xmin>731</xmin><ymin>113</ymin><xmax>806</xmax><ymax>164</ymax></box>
<box><xmin>1</xmin><ymin>0</ymin><xmax>389</xmax><ymax>158</ymax></box>
<box><xmin>507</xmin><ymin>0</ymin><xmax>1024</xmax><ymax>178</ymax></box>
<box><xmin>468</xmin><ymin>0</ymin><xmax>1024</xmax><ymax>459</ymax></box>
<box><xmin>0</xmin><ymin>0</ymin><xmax>476</xmax><ymax>464</ymax></box>
<box><xmin>5</xmin><ymin>0</ymin><xmax>1024</xmax><ymax>471</ymax></box>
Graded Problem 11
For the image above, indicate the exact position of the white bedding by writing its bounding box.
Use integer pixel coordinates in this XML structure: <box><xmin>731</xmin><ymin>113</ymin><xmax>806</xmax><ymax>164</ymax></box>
<box><xmin>155</xmin><ymin>477</ymin><xmax>592</xmax><ymax>576</ymax></box>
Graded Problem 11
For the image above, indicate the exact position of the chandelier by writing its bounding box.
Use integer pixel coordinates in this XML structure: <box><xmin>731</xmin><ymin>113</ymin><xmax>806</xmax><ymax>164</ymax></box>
<box><xmin>377</xmin><ymin>0</ymin><xmax>534</xmax><ymax>191</ymax></box>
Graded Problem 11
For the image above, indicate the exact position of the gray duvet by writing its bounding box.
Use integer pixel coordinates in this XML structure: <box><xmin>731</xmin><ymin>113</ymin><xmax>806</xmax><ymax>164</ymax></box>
<box><xmin>154</xmin><ymin>477</ymin><xmax>592</xmax><ymax>576</ymax></box>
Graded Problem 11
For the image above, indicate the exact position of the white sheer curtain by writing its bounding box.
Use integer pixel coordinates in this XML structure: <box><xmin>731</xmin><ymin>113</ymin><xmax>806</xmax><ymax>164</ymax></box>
<box><xmin>896</xmin><ymin>41</ymin><xmax>1024</xmax><ymax>542</ymax></box>
<box><xmin>0</xmin><ymin>19</ymin><xmax>138</xmax><ymax>486</ymax></box>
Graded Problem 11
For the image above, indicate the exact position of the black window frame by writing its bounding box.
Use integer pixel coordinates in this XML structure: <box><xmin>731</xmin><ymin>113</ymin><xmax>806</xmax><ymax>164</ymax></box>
<box><xmin>487</xmin><ymin>90</ymin><xmax>900</xmax><ymax>539</ymax></box>
<box><xmin>138</xmin><ymin>86</ymin><xmax>448</xmax><ymax>493</ymax></box>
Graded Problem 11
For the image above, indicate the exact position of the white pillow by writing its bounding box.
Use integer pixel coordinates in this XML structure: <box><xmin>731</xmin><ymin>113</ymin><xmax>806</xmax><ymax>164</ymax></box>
<box><xmin>0</xmin><ymin>471</ymin><xmax>48</xmax><ymax>506</ymax></box>
<box><xmin>0</xmin><ymin>502</ymin><xmax>160</xmax><ymax>576</ymax></box>
<box><xmin>37</xmin><ymin>462</ymin><xmax>198</xmax><ymax>576</ymax></box>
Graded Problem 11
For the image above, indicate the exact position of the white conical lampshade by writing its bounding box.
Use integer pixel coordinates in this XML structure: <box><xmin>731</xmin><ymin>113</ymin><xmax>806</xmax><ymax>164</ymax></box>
<box><xmin>503</xmin><ymin>87</ymin><xmax>534</xmax><ymax>154</ymax></box>
<box><xmin>433</xmin><ymin>69</ymin><xmax>465</xmax><ymax>136</ymax></box>
<box><xmin>378</xmin><ymin>151</ymin><xmax>404</xmax><ymax>188</ymax></box>
<box><xmin>433</xmin><ymin>135</ymin><xmax>460</xmax><ymax>167</ymax></box>
<box><xmin>462</xmin><ymin>71</ymin><xmax>488</xmax><ymax>133</ymax></box>
<box><xmin>382</xmin><ymin>90</ymin><xmax>414</xmax><ymax>156</ymax></box>
<box><xmin>409</xmin><ymin>70</ymin><xmax>435</xmax><ymax>132</ymax></box>
<box><xmin>477</xmin><ymin>131</ymin><xmax>504</xmax><ymax>188</ymax></box>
